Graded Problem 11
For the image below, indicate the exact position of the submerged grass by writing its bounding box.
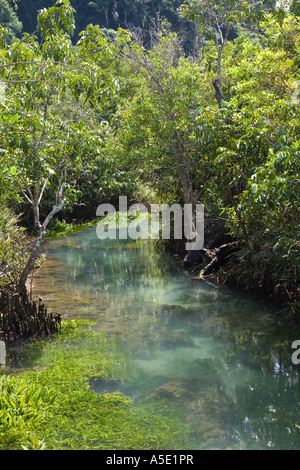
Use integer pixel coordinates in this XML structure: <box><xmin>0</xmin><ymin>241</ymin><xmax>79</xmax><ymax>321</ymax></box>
<box><xmin>45</xmin><ymin>219</ymin><xmax>98</xmax><ymax>239</ymax></box>
<box><xmin>0</xmin><ymin>320</ymin><xmax>188</xmax><ymax>450</ymax></box>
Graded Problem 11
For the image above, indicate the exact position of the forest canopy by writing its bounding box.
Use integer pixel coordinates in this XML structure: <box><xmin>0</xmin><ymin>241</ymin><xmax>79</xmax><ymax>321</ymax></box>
<box><xmin>0</xmin><ymin>0</ymin><xmax>299</xmax><ymax>315</ymax></box>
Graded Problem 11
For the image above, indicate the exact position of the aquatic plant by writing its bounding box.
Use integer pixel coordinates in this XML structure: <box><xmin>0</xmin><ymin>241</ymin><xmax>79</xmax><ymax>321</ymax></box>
<box><xmin>0</xmin><ymin>373</ymin><xmax>55</xmax><ymax>449</ymax></box>
<box><xmin>0</xmin><ymin>320</ymin><xmax>189</xmax><ymax>450</ymax></box>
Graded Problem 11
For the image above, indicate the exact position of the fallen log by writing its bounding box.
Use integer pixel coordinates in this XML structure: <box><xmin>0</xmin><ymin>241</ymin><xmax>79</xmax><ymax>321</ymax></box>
<box><xmin>197</xmin><ymin>243</ymin><xmax>235</xmax><ymax>276</ymax></box>
<box><xmin>182</xmin><ymin>231</ymin><xmax>237</xmax><ymax>279</ymax></box>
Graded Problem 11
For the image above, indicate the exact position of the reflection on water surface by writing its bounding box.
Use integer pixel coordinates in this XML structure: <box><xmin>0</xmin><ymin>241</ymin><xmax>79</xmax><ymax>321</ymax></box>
<box><xmin>27</xmin><ymin>227</ymin><xmax>300</xmax><ymax>450</ymax></box>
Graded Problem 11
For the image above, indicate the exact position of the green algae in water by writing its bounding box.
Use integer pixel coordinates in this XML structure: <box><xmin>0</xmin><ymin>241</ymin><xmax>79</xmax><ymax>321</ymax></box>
<box><xmin>29</xmin><ymin>229</ymin><xmax>300</xmax><ymax>450</ymax></box>
<box><xmin>2</xmin><ymin>320</ymin><xmax>191</xmax><ymax>450</ymax></box>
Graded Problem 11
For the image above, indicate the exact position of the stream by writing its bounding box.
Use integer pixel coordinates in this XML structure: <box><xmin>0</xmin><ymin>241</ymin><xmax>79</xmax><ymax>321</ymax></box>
<box><xmin>24</xmin><ymin>227</ymin><xmax>300</xmax><ymax>449</ymax></box>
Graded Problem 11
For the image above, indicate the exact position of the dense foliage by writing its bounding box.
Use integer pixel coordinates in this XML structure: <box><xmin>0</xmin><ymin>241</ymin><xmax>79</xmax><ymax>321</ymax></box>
<box><xmin>0</xmin><ymin>207</ymin><xmax>28</xmax><ymax>288</ymax></box>
<box><xmin>15</xmin><ymin>0</ymin><xmax>198</xmax><ymax>53</ymax></box>
<box><xmin>0</xmin><ymin>0</ymin><xmax>299</xmax><ymax>314</ymax></box>
<box><xmin>0</xmin><ymin>0</ymin><xmax>22</xmax><ymax>38</ymax></box>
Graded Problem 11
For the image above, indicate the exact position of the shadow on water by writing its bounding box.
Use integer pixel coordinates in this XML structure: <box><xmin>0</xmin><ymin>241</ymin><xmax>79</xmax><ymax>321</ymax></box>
<box><xmin>24</xmin><ymin>227</ymin><xmax>300</xmax><ymax>450</ymax></box>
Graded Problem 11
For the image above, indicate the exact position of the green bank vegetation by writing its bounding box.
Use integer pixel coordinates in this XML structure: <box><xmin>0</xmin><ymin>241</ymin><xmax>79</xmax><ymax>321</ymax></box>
<box><xmin>0</xmin><ymin>1</ymin><xmax>299</xmax><ymax>309</ymax></box>
<box><xmin>0</xmin><ymin>0</ymin><xmax>299</xmax><ymax>452</ymax></box>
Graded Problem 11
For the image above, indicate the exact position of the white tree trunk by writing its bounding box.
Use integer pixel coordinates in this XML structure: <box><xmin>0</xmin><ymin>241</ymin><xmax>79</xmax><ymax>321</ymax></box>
<box><xmin>16</xmin><ymin>183</ymin><xmax>65</xmax><ymax>295</ymax></box>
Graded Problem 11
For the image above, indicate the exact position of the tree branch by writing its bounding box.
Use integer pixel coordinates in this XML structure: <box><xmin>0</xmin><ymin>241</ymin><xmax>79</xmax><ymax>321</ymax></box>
<box><xmin>15</xmin><ymin>182</ymin><xmax>66</xmax><ymax>295</ymax></box>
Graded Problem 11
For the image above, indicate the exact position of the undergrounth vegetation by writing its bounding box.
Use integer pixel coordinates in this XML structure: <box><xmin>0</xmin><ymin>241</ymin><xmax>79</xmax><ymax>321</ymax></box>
<box><xmin>45</xmin><ymin>218</ymin><xmax>99</xmax><ymax>239</ymax></box>
<box><xmin>0</xmin><ymin>320</ymin><xmax>188</xmax><ymax>450</ymax></box>
<box><xmin>0</xmin><ymin>0</ymin><xmax>299</xmax><ymax>451</ymax></box>
<box><xmin>1</xmin><ymin>0</ymin><xmax>299</xmax><ymax>316</ymax></box>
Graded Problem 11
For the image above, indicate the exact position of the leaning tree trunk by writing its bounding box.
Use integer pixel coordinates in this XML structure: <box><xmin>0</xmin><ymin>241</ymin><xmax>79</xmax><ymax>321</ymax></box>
<box><xmin>173</xmin><ymin>129</ymin><xmax>197</xmax><ymax>232</ymax></box>
<box><xmin>16</xmin><ymin>183</ymin><xmax>65</xmax><ymax>295</ymax></box>
<box><xmin>211</xmin><ymin>75</ymin><xmax>251</xmax><ymax>248</ymax></box>
<box><xmin>212</xmin><ymin>79</ymin><xmax>225</xmax><ymax>107</ymax></box>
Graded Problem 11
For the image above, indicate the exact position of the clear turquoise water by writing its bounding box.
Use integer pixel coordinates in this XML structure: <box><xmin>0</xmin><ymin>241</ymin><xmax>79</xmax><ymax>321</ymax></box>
<box><xmin>29</xmin><ymin>227</ymin><xmax>300</xmax><ymax>450</ymax></box>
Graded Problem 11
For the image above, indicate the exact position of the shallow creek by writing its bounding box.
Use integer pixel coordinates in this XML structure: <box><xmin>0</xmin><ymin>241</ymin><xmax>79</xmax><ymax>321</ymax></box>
<box><xmin>23</xmin><ymin>227</ymin><xmax>300</xmax><ymax>449</ymax></box>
